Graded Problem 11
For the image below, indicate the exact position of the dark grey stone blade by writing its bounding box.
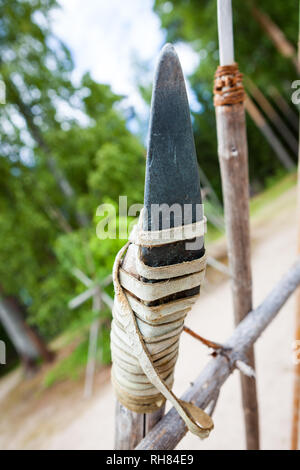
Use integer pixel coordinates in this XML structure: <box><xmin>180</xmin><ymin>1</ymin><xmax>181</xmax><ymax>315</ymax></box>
<box><xmin>141</xmin><ymin>43</ymin><xmax>204</xmax><ymax>271</ymax></box>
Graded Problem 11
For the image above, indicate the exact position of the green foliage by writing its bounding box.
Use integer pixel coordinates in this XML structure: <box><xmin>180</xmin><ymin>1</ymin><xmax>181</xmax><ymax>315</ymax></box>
<box><xmin>43</xmin><ymin>325</ymin><xmax>111</xmax><ymax>388</ymax></box>
<box><xmin>89</xmin><ymin>140</ymin><xmax>145</xmax><ymax>207</ymax></box>
<box><xmin>249</xmin><ymin>171</ymin><xmax>297</xmax><ymax>217</ymax></box>
<box><xmin>0</xmin><ymin>0</ymin><xmax>145</xmax><ymax>343</ymax></box>
<box><xmin>153</xmin><ymin>0</ymin><xmax>298</xmax><ymax>198</ymax></box>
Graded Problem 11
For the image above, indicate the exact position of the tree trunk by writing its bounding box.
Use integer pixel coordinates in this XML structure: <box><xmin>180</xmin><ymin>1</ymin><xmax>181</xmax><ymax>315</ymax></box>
<box><xmin>5</xmin><ymin>77</ymin><xmax>89</xmax><ymax>228</ymax></box>
<box><xmin>0</xmin><ymin>296</ymin><xmax>53</xmax><ymax>369</ymax></box>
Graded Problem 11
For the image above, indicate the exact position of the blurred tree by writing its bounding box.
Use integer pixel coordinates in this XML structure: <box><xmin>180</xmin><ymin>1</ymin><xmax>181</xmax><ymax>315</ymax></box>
<box><xmin>0</xmin><ymin>0</ymin><xmax>145</xmax><ymax>338</ymax></box>
<box><xmin>153</xmin><ymin>0</ymin><xmax>298</xmax><ymax>198</ymax></box>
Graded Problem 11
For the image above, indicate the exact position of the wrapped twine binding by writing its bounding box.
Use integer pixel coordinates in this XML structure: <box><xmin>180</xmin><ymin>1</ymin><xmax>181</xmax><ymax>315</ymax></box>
<box><xmin>214</xmin><ymin>63</ymin><xmax>246</xmax><ymax>106</ymax></box>
<box><xmin>111</xmin><ymin>211</ymin><xmax>214</xmax><ymax>439</ymax></box>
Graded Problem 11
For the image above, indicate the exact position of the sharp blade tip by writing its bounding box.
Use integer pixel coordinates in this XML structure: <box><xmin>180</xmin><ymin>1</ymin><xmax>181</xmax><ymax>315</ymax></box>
<box><xmin>161</xmin><ymin>42</ymin><xmax>175</xmax><ymax>52</ymax></box>
<box><xmin>159</xmin><ymin>42</ymin><xmax>178</xmax><ymax>60</ymax></box>
<box><xmin>154</xmin><ymin>43</ymin><xmax>183</xmax><ymax>85</ymax></box>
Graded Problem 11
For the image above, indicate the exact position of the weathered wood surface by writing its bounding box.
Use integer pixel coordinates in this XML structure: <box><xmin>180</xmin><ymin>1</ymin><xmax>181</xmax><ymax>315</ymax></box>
<box><xmin>291</xmin><ymin>75</ymin><xmax>300</xmax><ymax>449</ymax></box>
<box><xmin>291</xmin><ymin>240</ymin><xmax>300</xmax><ymax>450</ymax></box>
<box><xmin>216</xmin><ymin>0</ymin><xmax>259</xmax><ymax>447</ymax></box>
<box><xmin>215</xmin><ymin>100</ymin><xmax>259</xmax><ymax>449</ymax></box>
<box><xmin>114</xmin><ymin>401</ymin><xmax>165</xmax><ymax>450</ymax></box>
<box><xmin>136</xmin><ymin>258</ymin><xmax>300</xmax><ymax>450</ymax></box>
<box><xmin>115</xmin><ymin>401</ymin><xmax>145</xmax><ymax>450</ymax></box>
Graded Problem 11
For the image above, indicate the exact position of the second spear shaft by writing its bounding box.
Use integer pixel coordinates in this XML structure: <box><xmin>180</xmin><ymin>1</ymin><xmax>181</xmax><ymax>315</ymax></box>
<box><xmin>215</xmin><ymin>100</ymin><xmax>259</xmax><ymax>450</ymax></box>
<box><xmin>215</xmin><ymin>0</ymin><xmax>260</xmax><ymax>450</ymax></box>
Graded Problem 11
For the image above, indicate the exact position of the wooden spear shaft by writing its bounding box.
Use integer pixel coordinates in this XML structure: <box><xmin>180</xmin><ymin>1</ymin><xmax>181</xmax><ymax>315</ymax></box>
<box><xmin>291</xmin><ymin>3</ymin><xmax>300</xmax><ymax>450</ymax></box>
<box><xmin>215</xmin><ymin>0</ymin><xmax>260</xmax><ymax>450</ymax></box>
<box><xmin>291</xmin><ymin>157</ymin><xmax>300</xmax><ymax>450</ymax></box>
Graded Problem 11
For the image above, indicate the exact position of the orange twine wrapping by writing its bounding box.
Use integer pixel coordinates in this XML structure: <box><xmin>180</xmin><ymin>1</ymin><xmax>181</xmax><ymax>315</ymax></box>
<box><xmin>213</xmin><ymin>63</ymin><xmax>245</xmax><ymax>106</ymax></box>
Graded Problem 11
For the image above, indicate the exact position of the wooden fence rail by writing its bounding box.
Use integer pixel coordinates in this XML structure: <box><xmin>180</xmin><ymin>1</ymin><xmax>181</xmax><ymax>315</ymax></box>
<box><xmin>136</xmin><ymin>258</ymin><xmax>300</xmax><ymax>450</ymax></box>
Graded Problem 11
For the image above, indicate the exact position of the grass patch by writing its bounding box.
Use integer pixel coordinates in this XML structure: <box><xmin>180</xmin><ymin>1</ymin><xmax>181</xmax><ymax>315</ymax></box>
<box><xmin>206</xmin><ymin>222</ymin><xmax>223</xmax><ymax>244</ymax></box>
<box><xmin>43</xmin><ymin>324</ymin><xmax>111</xmax><ymax>388</ymax></box>
<box><xmin>250</xmin><ymin>172</ymin><xmax>297</xmax><ymax>217</ymax></box>
<box><xmin>50</xmin><ymin>306</ymin><xmax>111</xmax><ymax>350</ymax></box>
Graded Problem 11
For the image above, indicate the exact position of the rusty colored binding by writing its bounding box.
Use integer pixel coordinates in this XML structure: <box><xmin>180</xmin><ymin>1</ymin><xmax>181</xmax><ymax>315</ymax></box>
<box><xmin>213</xmin><ymin>63</ymin><xmax>246</xmax><ymax>106</ymax></box>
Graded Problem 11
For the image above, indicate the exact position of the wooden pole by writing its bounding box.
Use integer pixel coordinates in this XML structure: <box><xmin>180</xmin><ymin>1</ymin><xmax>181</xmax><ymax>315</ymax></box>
<box><xmin>215</xmin><ymin>0</ymin><xmax>259</xmax><ymax>450</ymax></box>
<box><xmin>136</xmin><ymin>258</ymin><xmax>300</xmax><ymax>450</ymax></box>
<box><xmin>245</xmin><ymin>95</ymin><xmax>295</xmax><ymax>170</ymax></box>
<box><xmin>291</xmin><ymin>4</ymin><xmax>300</xmax><ymax>450</ymax></box>
<box><xmin>291</xmin><ymin>159</ymin><xmax>300</xmax><ymax>451</ymax></box>
<box><xmin>68</xmin><ymin>270</ymin><xmax>114</xmax><ymax>399</ymax></box>
<box><xmin>84</xmin><ymin>287</ymin><xmax>102</xmax><ymax>399</ymax></box>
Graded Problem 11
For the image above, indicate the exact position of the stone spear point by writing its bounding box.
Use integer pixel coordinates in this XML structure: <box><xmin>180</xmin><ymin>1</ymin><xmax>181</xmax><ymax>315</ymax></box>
<box><xmin>142</xmin><ymin>43</ymin><xmax>204</xmax><ymax>269</ymax></box>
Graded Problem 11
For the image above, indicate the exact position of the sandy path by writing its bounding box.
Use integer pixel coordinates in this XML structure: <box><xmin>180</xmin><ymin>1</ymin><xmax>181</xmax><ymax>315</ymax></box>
<box><xmin>0</xmin><ymin>186</ymin><xmax>298</xmax><ymax>450</ymax></box>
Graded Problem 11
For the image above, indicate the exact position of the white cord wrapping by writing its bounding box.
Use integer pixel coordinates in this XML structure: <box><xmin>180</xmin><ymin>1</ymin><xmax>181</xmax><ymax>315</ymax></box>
<box><xmin>111</xmin><ymin>212</ymin><xmax>214</xmax><ymax>439</ymax></box>
<box><xmin>129</xmin><ymin>208</ymin><xmax>207</xmax><ymax>246</ymax></box>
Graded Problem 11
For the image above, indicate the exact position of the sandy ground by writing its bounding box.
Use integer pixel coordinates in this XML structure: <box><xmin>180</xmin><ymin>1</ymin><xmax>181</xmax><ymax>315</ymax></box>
<box><xmin>0</xmin><ymin>186</ymin><xmax>298</xmax><ymax>450</ymax></box>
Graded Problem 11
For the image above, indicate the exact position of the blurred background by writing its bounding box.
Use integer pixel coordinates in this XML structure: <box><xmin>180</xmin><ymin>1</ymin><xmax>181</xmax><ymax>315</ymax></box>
<box><xmin>0</xmin><ymin>0</ymin><xmax>299</xmax><ymax>450</ymax></box>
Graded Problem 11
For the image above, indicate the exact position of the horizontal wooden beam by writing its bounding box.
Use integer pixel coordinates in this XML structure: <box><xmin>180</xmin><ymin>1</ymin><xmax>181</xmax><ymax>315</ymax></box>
<box><xmin>136</xmin><ymin>258</ymin><xmax>300</xmax><ymax>450</ymax></box>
